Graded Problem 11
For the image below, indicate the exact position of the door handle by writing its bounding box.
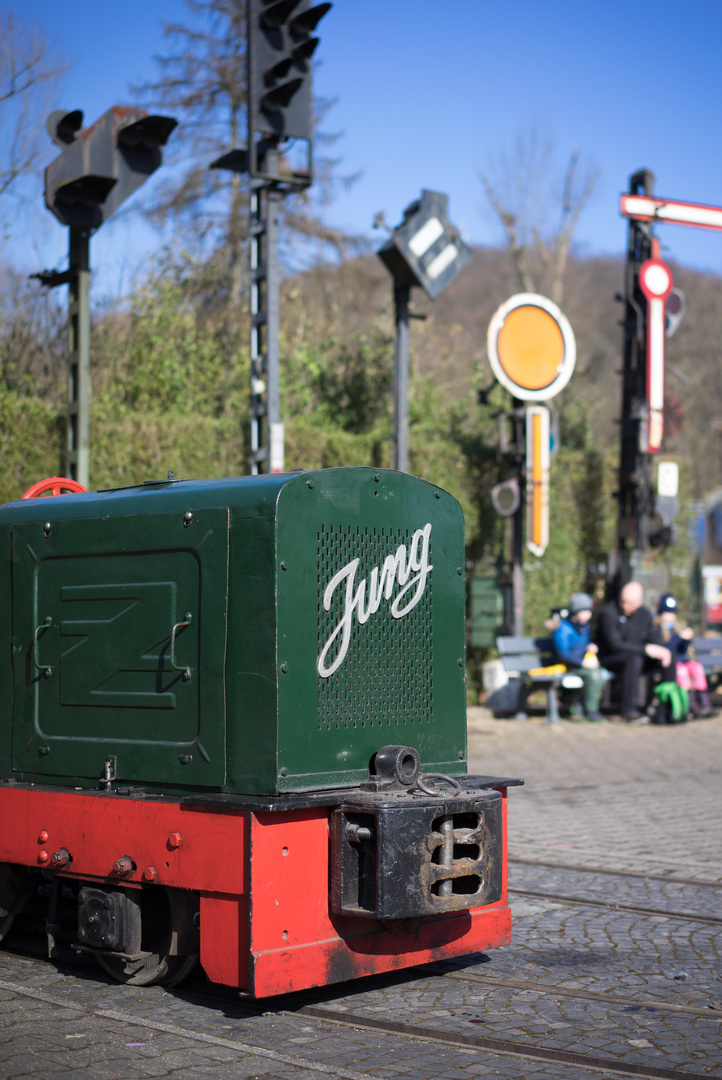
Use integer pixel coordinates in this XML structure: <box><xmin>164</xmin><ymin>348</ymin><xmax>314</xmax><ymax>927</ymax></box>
<box><xmin>170</xmin><ymin>613</ymin><xmax>192</xmax><ymax>681</ymax></box>
<box><xmin>32</xmin><ymin>616</ymin><xmax>53</xmax><ymax>679</ymax></box>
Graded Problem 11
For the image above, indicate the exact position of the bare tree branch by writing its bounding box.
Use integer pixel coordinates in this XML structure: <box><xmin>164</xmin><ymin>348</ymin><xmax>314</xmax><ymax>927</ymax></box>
<box><xmin>477</xmin><ymin>166</ymin><xmax>536</xmax><ymax>293</ymax></box>
<box><xmin>548</xmin><ymin>150</ymin><xmax>600</xmax><ymax>303</ymax></box>
<box><xmin>0</xmin><ymin>11</ymin><xmax>67</xmax><ymax>202</ymax></box>
<box><xmin>478</xmin><ymin>132</ymin><xmax>599</xmax><ymax>304</ymax></box>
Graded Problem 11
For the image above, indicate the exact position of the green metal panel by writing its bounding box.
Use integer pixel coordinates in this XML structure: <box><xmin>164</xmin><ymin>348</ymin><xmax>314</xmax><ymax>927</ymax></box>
<box><xmin>0</xmin><ymin>468</ymin><xmax>469</xmax><ymax>796</ymax></box>
<box><xmin>468</xmin><ymin>576</ymin><xmax>503</xmax><ymax>648</ymax></box>
<box><xmin>224</xmin><ymin>515</ymin><xmax>280</xmax><ymax>795</ymax></box>
<box><xmin>11</xmin><ymin>509</ymin><xmax>229</xmax><ymax>787</ymax></box>
<box><xmin>275</xmin><ymin>469</ymin><xmax>467</xmax><ymax>791</ymax></box>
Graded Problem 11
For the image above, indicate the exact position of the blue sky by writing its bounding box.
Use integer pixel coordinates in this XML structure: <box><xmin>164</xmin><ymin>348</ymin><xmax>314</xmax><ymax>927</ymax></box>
<box><xmin>7</xmin><ymin>0</ymin><xmax>722</xmax><ymax>297</ymax></box>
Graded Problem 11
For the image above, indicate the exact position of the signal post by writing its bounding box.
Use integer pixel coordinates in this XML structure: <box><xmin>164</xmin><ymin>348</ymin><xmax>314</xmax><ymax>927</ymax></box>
<box><xmin>486</xmin><ymin>294</ymin><xmax>576</xmax><ymax>634</ymax></box>
<box><xmin>376</xmin><ymin>189</ymin><xmax>472</xmax><ymax>472</ymax></box>
<box><xmin>34</xmin><ymin>107</ymin><xmax>176</xmax><ymax>488</ymax></box>
<box><xmin>213</xmin><ymin>0</ymin><xmax>332</xmax><ymax>475</ymax></box>
<box><xmin>617</xmin><ymin>172</ymin><xmax>722</xmax><ymax>583</ymax></box>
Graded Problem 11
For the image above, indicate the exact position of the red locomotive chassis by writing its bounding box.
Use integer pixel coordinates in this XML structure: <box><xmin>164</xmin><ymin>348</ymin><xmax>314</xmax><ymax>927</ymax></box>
<box><xmin>0</xmin><ymin>782</ymin><xmax>513</xmax><ymax>997</ymax></box>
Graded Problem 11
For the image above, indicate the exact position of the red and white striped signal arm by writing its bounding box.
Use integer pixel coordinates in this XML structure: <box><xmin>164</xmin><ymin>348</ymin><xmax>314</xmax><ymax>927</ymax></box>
<box><xmin>638</xmin><ymin>256</ymin><xmax>673</xmax><ymax>454</ymax></box>
<box><xmin>620</xmin><ymin>194</ymin><xmax>722</xmax><ymax>231</ymax></box>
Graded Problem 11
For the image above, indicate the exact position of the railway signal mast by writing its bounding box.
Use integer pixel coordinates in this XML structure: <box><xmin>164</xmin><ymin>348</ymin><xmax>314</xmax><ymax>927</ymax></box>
<box><xmin>34</xmin><ymin>108</ymin><xmax>177</xmax><ymax>488</ymax></box>
<box><xmin>617</xmin><ymin>173</ymin><xmax>722</xmax><ymax>580</ymax></box>
<box><xmin>213</xmin><ymin>0</ymin><xmax>332</xmax><ymax>475</ymax></box>
<box><xmin>377</xmin><ymin>190</ymin><xmax>472</xmax><ymax>472</ymax></box>
<box><xmin>486</xmin><ymin>294</ymin><xmax>576</xmax><ymax>633</ymax></box>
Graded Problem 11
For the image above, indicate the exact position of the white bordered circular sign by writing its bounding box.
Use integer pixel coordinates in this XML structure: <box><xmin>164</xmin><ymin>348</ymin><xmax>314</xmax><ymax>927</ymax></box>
<box><xmin>638</xmin><ymin>259</ymin><xmax>673</xmax><ymax>301</ymax></box>
<box><xmin>487</xmin><ymin>293</ymin><xmax>577</xmax><ymax>401</ymax></box>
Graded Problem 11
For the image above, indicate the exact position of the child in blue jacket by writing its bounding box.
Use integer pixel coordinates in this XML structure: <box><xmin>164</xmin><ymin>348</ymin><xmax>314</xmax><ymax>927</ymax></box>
<box><xmin>553</xmin><ymin>593</ymin><xmax>609</xmax><ymax>721</ymax></box>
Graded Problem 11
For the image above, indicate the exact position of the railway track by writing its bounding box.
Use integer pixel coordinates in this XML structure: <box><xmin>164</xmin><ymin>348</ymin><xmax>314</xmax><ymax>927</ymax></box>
<box><xmin>287</xmin><ymin>1000</ymin><xmax>718</xmax><ymax>1080</ymax></box>
<box><xmin>509</xmin><ymin>855</ymin><xmax>722</xmax><ymax>888</ymax></box>
<box><xmin>2</xmin><ymin>860</ymin><xmax>720</xmax><ymax>1080</ymax></box>
<box><xmin>1</xmin><ymin>956</ymin><xmax>718</xmax><ymax>1080</ymax></box>
<box><xmin>508</xmin><ymin>887</ymin><xmax>722</xmax><ymax>924</ymax></box>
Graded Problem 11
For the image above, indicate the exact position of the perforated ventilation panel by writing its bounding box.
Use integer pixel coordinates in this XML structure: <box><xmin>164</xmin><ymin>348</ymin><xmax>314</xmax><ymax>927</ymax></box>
<box><xmin>317</xmin><ymin>525</ymin><xmax>433</xmax><ymax>731</ymax></box>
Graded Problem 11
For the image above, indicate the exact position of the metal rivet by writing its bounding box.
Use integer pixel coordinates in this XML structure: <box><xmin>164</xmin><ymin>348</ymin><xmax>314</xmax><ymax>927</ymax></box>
<box><xmin>38</xmin><ymin>851</ymin><xmax>49</xmax><ymax>864</ymax></box>
<box><xmin>458</xmin><ymin>659</ymin><xmax>464</xmax><ymax>667</ymax></box>
<box><xmin>43</xmin><ymin>521</ymin><xmax>52</xmax><ymax>537</ymax></box>
<box><xmin>457</xmin><ymin>567</ymin><xmax>463</xmax><ymax>575</ymax></box>
<box><xmin>280</xmin><ymin>561</ymin><xmax>287</xmax><ymax>570</ymax></box>
<box><xmin>38</xmin><ymin>745</ymin><xmax>50</xmax><ymax>756</ymax></box>
<box><xmin>282</xmin><ymin>930</ymin><xmax>288</xmax><ymax>940</ymax></box>
<box><xmin>38</xmin><ymin>831</ymin><xmax>49</xmax><ymax>844</ymax></box>
<box><xmin>458</xmin><ymin>751</ymin><xmax>464</xmax><ymax>759</ymax></box>
<box><xmin>280</xmin><ymin>662</ymin><xmax>288</xmax><ymax>674</ymax></box>
<box><xmin>168</xmin><ymin>832</ymin><xmax>182</xmax><ymax>849</ymax></box>
<box><xmin>282</xmin><ymin>847</ymin><xmax>288</xmax><ymax>856</ymax></box>
<box><xmin>183</xmin><ymin>511</ymin><xmax>193</xmax><ymax>526</ymax></box>
<box><xmin>435</xmin><ymin>491</ymin><xmax>441</xmax><ymax>499</ymax></box>
<box><xmin>374</xmin><ymin>474</ymin><xmax>379</xmax><ymax>482</ymax></box>
<box><xmin>179</xmin><ymin>754</ymin><xmax>192</xmax><ymax>764</ymax></box>
<box><xmin>306</xmin><ymin>480</ymin><xmax>313</xmax><ymax>489</ymax></box>
<box><xmin>280</xmin><ymin>767</ymin><xmax>288</xmax><ymax>776</ymax></box>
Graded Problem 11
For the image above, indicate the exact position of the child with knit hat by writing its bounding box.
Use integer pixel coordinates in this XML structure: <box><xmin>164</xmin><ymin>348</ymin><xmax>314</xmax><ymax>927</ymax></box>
<box><xmin>552</xmin><ymin>593</ymin><xmax>610</xmax><ymax>721</ymax></box>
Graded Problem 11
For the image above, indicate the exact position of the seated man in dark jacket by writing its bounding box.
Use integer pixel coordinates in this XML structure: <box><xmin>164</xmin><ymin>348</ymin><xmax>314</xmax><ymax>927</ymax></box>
<box><xmin>596</xmin><ymin>581</ymin><xmax>671</xmax><ymax>721</ymax></box>
<box><xmin>552</xmin><ymin>592</ymin><xmax>609</xmax><ymax>721</ymax></box>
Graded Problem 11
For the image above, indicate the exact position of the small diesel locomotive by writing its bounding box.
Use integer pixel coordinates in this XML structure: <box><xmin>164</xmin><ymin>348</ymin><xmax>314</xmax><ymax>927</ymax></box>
<box><xmin>0</xmin><ymin>467</ymin><xmax>521</xmax><ymax>996</ymax></box>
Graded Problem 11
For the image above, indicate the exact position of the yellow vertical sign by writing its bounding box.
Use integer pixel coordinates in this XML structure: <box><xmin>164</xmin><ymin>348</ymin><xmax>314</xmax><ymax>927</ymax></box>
<box><xmin>526</xmin><ymin>405</ymin><xmax>550</xmax><ymax>557</ymax></box>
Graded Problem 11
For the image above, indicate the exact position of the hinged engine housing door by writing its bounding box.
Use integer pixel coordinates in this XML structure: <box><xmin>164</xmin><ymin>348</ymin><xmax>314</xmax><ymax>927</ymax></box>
<box><xmin>11</xmin><ymin>508</ymin><xmax>229</xmax><ymax>788</ymax></box>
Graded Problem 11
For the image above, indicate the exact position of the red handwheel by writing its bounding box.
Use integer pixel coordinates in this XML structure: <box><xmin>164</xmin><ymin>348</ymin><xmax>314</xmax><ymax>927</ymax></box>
<box><xmin>21</xmin><ymin>476</ymin><xmax>89</xmax><ymax>499</ymax></box>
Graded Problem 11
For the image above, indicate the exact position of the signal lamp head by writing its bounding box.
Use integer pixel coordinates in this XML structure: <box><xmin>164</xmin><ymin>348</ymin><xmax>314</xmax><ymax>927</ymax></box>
<box><xmin>377</xmin><ymin>189</ymin><xmax>472</xmax><ymax>300</ymax></box>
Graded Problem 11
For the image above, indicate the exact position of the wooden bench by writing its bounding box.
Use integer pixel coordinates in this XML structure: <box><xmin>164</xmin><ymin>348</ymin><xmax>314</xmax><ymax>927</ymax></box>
<box><xmin>496</xmin><ymin>636</ymin><xmax>584</xmax><ymax>724</ymax></box>
<box><xmin>692</xmin><ymin>637</ymin><xmax>722</xmax><ymax>687</ymax></box>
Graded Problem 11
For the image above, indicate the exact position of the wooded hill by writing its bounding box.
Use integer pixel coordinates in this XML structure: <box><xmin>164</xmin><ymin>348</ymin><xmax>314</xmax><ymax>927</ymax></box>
<box><xmin>0</xmin><ymin>243</ymin><xmax>719</xmax><ymax>634</ymax></box>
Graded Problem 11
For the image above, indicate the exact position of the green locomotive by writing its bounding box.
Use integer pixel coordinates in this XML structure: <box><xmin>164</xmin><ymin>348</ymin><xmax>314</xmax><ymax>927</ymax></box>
<box><xmin>0</xmin><ymin>467</ymin><xmax>520</xmax><ymax>996</ymax></box>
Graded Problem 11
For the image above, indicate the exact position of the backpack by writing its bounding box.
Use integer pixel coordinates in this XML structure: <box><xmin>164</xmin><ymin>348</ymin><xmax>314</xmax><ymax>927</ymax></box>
<box><xmin>652</xmin><ymin>681</ymin><xmax>689</xmax><ymax>724</ymax></box>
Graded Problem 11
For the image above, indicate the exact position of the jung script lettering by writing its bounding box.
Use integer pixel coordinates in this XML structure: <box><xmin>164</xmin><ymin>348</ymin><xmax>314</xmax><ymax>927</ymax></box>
<box><xmin>317</xmin><ymin>524</ymin><xmax>432</xmax><ymax>678</ymax></box>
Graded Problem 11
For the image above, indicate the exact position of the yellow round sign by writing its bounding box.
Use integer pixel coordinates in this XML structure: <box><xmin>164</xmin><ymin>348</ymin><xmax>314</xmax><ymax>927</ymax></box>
<box><xmin>487</xmin><ymin>293</ymin><xmax>576</xmax><ymax>401</ymax></box>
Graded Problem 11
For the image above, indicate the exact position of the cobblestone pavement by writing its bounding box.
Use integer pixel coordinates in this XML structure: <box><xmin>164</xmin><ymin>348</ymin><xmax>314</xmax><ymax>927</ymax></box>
<box><xmin>468</xmin><ymin>708</ymin><xmax>722</xmax><ymax>881</ymax></box>
<box><xmin>0</xmin><ymin>712</ymin><xmax>720</xmax><ymax>1079</ymax></box>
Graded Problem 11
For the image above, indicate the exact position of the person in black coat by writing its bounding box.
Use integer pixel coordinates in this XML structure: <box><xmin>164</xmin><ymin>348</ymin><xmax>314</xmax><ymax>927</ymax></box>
<box><xmin>595</xmin><ymin>581</ymin><xmax>671</xmax><ymax>721</ymax></box>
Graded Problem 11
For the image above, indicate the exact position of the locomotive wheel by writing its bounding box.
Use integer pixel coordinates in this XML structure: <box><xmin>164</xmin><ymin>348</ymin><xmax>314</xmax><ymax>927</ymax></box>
<box><xmin>0</xmin><ymin>912</ymin><xmax>15</xmax><ymax>944</ymax></box>
<box><xmin>95</xmin><ymin>886</ymin><xmax>199</xmax><ymax>988</ymax></box>
<box><xmin>0</xmin><ymin>864</ymin><xmax>34</xmax><ymax>944</ymax></box>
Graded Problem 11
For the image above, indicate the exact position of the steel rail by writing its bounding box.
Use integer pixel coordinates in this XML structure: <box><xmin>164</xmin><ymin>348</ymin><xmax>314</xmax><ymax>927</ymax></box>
<box><xmin>509</xmin><ymin>887</ymin><xmax>722</xmax><ymax>924</ymax></box>
<box><xmin>0</xmin><ymin>978</ymin><xmax>373</xmax><ymax>1080</ymax></box>
<box><xmin>509</xmin><ymin>855</ymin><xmax>722</xmax><ymax>888</ymax></box>
<box><xmin>292</xmin><ymin>1003</ymin><xmax>715</xmax><ymax>1080</ymax></box>
<box><xmin>1</xmin><ymin>951</ymin><xmax>718</xmax><ymax>1080</ymax></box>
<box><xmin>430</xmin><ymin>965</ymin><xmax>722</xmax><ymax>1018</ymax></box>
